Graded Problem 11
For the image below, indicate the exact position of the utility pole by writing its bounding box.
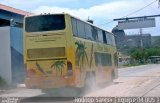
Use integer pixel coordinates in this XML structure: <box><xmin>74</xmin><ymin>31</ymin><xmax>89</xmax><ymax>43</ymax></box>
<box><xmin>139</xmin><ymin>28</ymin><xmax>143</xmax><ymax>49</ymax></box>
<box><xmin>114</xmin><ymin>14</ymin><xmax>160</xmax><ymax>48</ymax></box>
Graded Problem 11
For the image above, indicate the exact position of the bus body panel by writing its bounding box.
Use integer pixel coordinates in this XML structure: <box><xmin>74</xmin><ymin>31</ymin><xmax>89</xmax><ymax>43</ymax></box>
<box><xmin>24</xmin><ymin>13</ymin><xmax>118</xmax><ymax>89</ymax></box>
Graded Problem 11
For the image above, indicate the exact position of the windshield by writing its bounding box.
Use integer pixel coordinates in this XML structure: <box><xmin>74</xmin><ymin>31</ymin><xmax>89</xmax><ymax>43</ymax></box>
<box><xmin>25</xmin><ymin>14</ymin><xmax>65</xmax><ymax>32</ymax></box>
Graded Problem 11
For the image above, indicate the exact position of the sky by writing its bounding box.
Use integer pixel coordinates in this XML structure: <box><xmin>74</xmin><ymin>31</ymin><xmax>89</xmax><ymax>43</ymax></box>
<box><xmin>1</xmin><ymin>0</ymin><xmax>160</xmax><ymax>36</ymax></box>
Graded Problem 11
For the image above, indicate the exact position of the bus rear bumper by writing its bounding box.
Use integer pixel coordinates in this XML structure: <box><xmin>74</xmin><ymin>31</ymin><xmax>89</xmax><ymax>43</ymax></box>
<box><xmin>25</xmin><ymin>76</ymin><xmax>76</xmax><ymax>89</ymax></box>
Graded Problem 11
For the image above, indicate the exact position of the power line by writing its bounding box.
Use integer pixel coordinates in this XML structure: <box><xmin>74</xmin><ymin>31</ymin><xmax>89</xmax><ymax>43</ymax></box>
<box><xmin>124</xmin><ymin>0</ymin><xmax>157</xmax><ymax>17</ymax></box>
<box><xmin>98</xmin><ymin>21</ymin><xmax>114</xmax><ymax>26</ymax></box>
<box><xmin>98</xmin><ymin>0</ymin><xmax>157</xmax><ymax>26</ymax></box>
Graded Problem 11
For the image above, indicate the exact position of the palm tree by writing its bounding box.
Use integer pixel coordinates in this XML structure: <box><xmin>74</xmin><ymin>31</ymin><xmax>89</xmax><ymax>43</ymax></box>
<box><xmin>75</xmin><ymin>41</ymin><xmax>89</xmax><ymax>72</ymax></box>
<box><xmin>50</xmin><ymin>61</ymin><xmax>66</xmax><ymax>76</ymax></box>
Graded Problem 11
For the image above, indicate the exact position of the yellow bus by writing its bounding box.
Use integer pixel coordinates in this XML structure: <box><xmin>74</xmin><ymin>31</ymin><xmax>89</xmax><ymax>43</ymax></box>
<box><xmin>24</xmin><ymin>13</ymin><xmax>118</xmax><ymax>90</ymax></box>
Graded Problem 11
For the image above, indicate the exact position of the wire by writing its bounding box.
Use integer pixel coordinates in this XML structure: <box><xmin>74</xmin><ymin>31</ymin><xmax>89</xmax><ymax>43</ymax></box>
<box><xmin>98</xmin><ymin>21</ymin><xmax>114</xmax><ymax>26</ymax></box>
<box><xmin>98</xmin><ymin>0</ymin><xmax>157</xmax><ymax>26</ymax></box>
<box><xmin>124</xmin><ymin>0</ymin><xmax>157</xmax><ymax>17</ymax></box>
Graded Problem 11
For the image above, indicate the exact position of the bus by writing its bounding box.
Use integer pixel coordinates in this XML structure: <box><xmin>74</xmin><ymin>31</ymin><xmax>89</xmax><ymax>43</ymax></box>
<box><xmin>149</xmin><ymin>56</ymin><xmax>160</xmax><ymax>63</ymax></box>
<box><xmin>24</xmin><ymin>13</ymin><xmax>118</xmax><ymax>90</ymax></box>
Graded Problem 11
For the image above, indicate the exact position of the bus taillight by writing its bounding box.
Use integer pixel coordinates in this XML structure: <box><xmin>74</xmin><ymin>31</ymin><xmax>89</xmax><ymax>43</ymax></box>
<box><xmin>67</xmin><ymin>61</ymin><xmax>73</xmax><ymax>76</ymax></box>
<box><xmin>27</xmin><ymin>69</ymin><xmax>36</xmax><ymax>77</ymax></box>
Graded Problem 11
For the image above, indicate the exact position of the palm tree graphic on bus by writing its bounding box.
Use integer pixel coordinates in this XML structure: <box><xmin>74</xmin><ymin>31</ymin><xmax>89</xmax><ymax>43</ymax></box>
<box><xmin>75</xmin><ymin>41</ymin><xmax>89</xmax><ymax>72</ymax></box>
<box><xmin>51</xmin><ymin>61</ymin><xmax>66</xmax><ymax>76</ymax></box>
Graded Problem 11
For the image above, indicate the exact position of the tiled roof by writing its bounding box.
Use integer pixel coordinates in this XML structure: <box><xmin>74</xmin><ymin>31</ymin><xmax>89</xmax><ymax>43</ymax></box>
<box><xmin>0</xmin><ymin>4</ymin><xmax>33</xmax><ymax>16</ymax></box>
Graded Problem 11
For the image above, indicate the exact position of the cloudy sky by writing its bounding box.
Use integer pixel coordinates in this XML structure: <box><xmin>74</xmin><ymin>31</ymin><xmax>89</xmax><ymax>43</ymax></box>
<box><xmin>1</xmin><ymin>0</ymin><xmax>160</xmax><ymax>36</ymax></box>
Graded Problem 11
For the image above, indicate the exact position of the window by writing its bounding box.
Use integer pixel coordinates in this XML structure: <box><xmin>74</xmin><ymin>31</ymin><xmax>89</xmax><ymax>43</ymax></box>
<box><xmin>0</xmin><ymin>19</ymin><xmax>10</xmax><ymax>27</ymax></box>
<box><xmin>71</xmin><ymin>17</ymin><xmax>113</xmax><ymax>44</ymax></box>
<box><xmin>103</xmin><ymin>31</ymin><xmax>107</xmax><ymax>44</ymax></box>
<box><xmin>25</xmin><ymin>14</ymin><xmax>65</xmax><ymax>32</ymax></box>
<box><xmin>92</xmin><ymin>26</ymin><xmax>98</xmax><ymax>41</ymax></box>
<box><xmin>95</xmin><ymin>53</ymin><xmax>102</xmax><ymax>66</ymax></box>
<box><xmin>106</xmin><ymin>33</ymin><xmax>113</xmax><ymax>45</ymax></box>
<box><xmin>95</xmin><ymin>52</ymin><xmax>112</xmax><ymax>66</ymax></box>
<box><xmin>101</xmin><ymin>53</ymin><xmax>112</xmax><ymax>66</ymax></box>
<box><xmin>112</xmin><ymin>35</ymin><xmax>116</xmax><ymax>46</ymax></box>
<box><xmin>77</xmin><ymin>20</ymin><xmax>85</xmax><ymax>38</ymax></box>
<box><xmin>71</xmin><ymin>18</ymin><xmax>78</xmax><ymax>36</ymax></box>
<box><xmin>97</xmin><ymin>29</ymin><xmax>103</xmax><ymax>42</ymax></box>
<box><xmin>85</xmin><ymin>24</ymin><xmax>92</xmax><ymax>40</ymax></box>
<box><xmin>109</xmin><ymin>35</ymin><xmax>113</xmax><ymax>45</ymax></box>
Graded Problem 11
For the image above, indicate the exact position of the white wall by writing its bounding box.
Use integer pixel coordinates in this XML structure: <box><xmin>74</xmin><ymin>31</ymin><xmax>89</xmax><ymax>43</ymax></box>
<box><xmin>0</xmin><ymin>27</ymin><xmax>12</xmax><ymax>84</ymax></box>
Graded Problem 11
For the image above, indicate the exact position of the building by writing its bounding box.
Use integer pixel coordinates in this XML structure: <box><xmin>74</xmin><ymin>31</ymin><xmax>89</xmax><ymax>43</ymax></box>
<box><xmin>112</xmin><ymin>26</ymin><xmax>152</xmax><ymax>55</ymax></box>
<box><xmin>0</xmin><ymin>4</ymin><xmax>32</xmax><ymax>84</ymax></box>
<box><xmin>112</xmin><ymin>26</ymin><xmax>126</xmax><ymax>52</ymax></box>
<box><xmin>125</xmin><ymin>34</ymin><xmax>151</xmax><ymax>48</ymax></box>
<box><xmin>151</xmin><ymin>36</ymin><xmax>160</xmax><ymax>47</ymax></box>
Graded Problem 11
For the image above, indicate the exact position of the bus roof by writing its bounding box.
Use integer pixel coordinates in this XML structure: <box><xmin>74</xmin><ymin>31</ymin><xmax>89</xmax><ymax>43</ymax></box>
<box><xmin>25</xmin><ymin>13</ymin><xmax>114</xmax><ymax>36</ymax></box>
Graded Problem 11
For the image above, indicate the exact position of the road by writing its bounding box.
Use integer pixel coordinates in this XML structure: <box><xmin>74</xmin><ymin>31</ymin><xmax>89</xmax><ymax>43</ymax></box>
<box><xmin>86</xmin><ymin>64</ymin><xmax>160</xmax><ymax>97</ymax></box>
<box><xmin>0</xmin><ymin>64</ymin><xmax>160</xmax><ymax>103</ymax></box>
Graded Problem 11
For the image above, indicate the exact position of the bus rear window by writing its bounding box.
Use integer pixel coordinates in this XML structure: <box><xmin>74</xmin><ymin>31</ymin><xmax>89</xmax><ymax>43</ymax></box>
<box><xmin>25</xmin><ymin>14</ymin><xmax>65</xmax><ymax>32</ymax></box>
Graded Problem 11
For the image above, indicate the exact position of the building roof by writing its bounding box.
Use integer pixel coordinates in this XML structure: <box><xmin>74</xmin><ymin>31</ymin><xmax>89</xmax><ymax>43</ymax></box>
<box><xmin>0</xmin><ymin>4</ymin><xmax>33</xmax><ymax>16</ymax></box>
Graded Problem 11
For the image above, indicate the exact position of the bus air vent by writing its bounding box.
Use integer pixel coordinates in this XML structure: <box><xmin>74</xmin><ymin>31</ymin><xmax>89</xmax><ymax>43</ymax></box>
<box><xmin>27</xmin><ymin>47</ymin><xmax>65</xmax><ymax>59</ymax></box>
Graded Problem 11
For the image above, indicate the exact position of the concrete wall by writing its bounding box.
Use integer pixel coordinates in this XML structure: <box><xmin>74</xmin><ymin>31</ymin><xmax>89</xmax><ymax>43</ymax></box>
<box><xmin>0</xmin><ymin>26</ymin><xmax>24</xmax><ymax>84</ymax></box>
<box><xmin>10</xmin><ymin>27</ymin><xmax>23</xmax><ymax>55</ymax></box>
<box><xmin>0</xmin><ymin>26</ymin><xmax>12</xmax><ymax>84</ymax></box>
<box><xmin>10</xmin><ymin>27</ymin><xmax>24</xmax><ymax>84</ymax></box>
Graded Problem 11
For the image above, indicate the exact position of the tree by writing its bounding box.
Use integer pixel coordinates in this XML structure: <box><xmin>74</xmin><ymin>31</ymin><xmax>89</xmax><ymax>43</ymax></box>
<box><xmin>129</xmin><ymin>47</ymin><xmax>160</xmax><ymax>64</ymax></box>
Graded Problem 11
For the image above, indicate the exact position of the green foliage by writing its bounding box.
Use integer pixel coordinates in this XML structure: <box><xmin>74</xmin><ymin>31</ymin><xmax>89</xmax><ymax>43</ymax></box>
<box><xmin>129</xmin><ymin>47</ymin><xmax>160</xmax><ymax>63</ymax></box>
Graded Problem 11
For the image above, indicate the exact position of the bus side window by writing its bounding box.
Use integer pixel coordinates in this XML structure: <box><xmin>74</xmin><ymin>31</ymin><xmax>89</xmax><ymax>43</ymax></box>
<box><xmin>112</xmin><ymin>35</ymin><xmax>116</xmax><ymax>46</ymax></box>
<box><xmin>95</xmin><ymin>53</ymin><xmax>112</xmax><ymax>66</ymax></box>
<box><xmin>71</xmin><ymin>18</ymin><xmax>78</xmax><ymax>36</ymax></box>
<box><xmin>101</xmin><ymin>53</ymin><xmax>112</xmax><ymax>66</ymax></box>
<box><xmin>95</xmin><ymin>52</ymin><xmax>102</xmax><ymax>66</ymax></box>
<box><xmin>106</xmin><ymin>33</ymin><xmax>112</xmax><ymax>45</ymax></box>
<box><xmin>85</xmin><ymin>24</ymin><xmax>93</xmax><ymax>40</ymax></box>
<box><xmin>91</xmin><ymin>26</ymin><xmax>98</xmax><ymax>41</ymax></box>
<box><xmin>103</xmin><ymin>31</ymin><xmax>107</xmax><ymax>44</ymax></box>
<box><xmin>109</xmin><ymin>35</ymin><xmax>113</xmax><ymax>45</ymax></box>
<box><xmin>77</xmin><ymin>20</ymin><xmax>86</xmax><ymax>39</ymax></box>
<box><xmin>97</xmin><ymin>29</ymin><xmax>103</xmax><ymax>43</ymax></box>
